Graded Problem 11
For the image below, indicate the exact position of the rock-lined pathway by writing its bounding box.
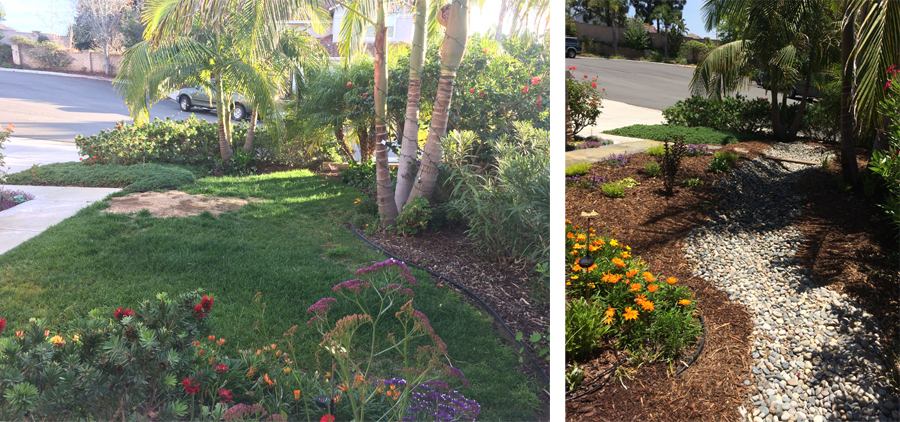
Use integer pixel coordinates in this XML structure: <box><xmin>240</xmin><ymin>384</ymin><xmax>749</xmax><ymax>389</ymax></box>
<box><xmin>683</xmin><ymin>143</ymin><xmax>898</xmax><ymax>422</ymax></box>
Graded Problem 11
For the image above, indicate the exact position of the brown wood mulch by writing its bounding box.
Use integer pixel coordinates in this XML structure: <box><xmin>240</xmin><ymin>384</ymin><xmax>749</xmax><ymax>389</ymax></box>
<box><xmin>564</xmin><ymin>139</ymin><xmax>900</xmax><ymax>421</ymax></box>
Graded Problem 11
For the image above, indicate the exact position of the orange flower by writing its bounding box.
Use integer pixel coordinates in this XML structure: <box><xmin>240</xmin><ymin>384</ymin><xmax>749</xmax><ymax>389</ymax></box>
<box><xmin>571</xmin><ymin>263</ymin><xmax>583</xmax><ymax>272</ymax></box>
<box><xmin>604</xmin><ymin>306</ymin><xmax>616</xmax><ymax>317</ymax></box>
<box><xmin>647</xmin><ymin>284</ymin><xmax>659</xmax><ymax>293</ymax></box>
<box><xmin>264</xmin><ymin>373</ymin><xmax>275</xmax><ymax>386</ymax></box>
<box><xmin>594</xmin><ymin>238</ymin><xmax>605</xmax><ymax>246</ymax></box>
<box><xmin>588</xmin><ymin>245</ymin><xmax>600</xmax><ymax>252</ymax></box>
<box><xmin>634</xmin><ymin>294</ymin><xmax>647</xmax><ymax>303</ymax></box>
<box><xmin>611</xmin><ymin>258</ymin><xmax>626</xmax><ymax>269</ymax></box>
<box><xmin>567</xmin><ymin>232</ymin><xmax>574</xmax><ymax>239</ymax></box>
<box><xmin>587</xmin><ymin>263</ymin><xmax>598</xmax><ymax>272</ymax></box>
<box><xmin>620</xmin><ymin>252</ymin><xmax>631</xmax><ymax>259</ymax></box>
<box><xmin>625</xmin><ymin>269</ymin><xmax>639</xmax><ymax>278</ymax></box>
<box><xmin>576</xmin><ymin>234</ymin><xmax>587</xmax><ymax>241</ymax></box>
<box><xmin>609</xmin><ymin>239</ymin><xmax>619</xmax><ymax>247</ymax></box>
<box><xmin>565</xmin><ymin>219</ymin><xmax>572</xmax><ymax>224</ymax></box>
<box><xmin>679</xmin><ymin>299</ymin><xmax>691</xmax><ymax>305</ymax></box>
<box><xmin>602</xmin><ymin>272</ymin><xmax>622</xmax><ymax>283</ymax></box>
<box><xmin>217</xmin><ymin>338</ymin><xmax>226</xmax><ymax>346</ymax></box>
<box><xmin>639</xmin><ymin>300</ymin><xmax>655</xmax><ymax>312</ymax></box>
<box><xmin>603</xmin><ymin>316</ymin><xmax>614</xmax><ymax>325</ymax></box>
<box><xmin>15</xmin><ymin>331</ymin><xmax>23</xmax><ymax>339</ymax></box>
<box><xmin>294</xmin><ymin>390</ymin><xmax>301</xmax><ymax>400</ymax></box>
<box><xmin>246</xmin><ymin>367</ymin><xmax>256</xmax><ymax>377</ymax></box>
<box><xmin>208</xmin><ymin>335</ymin><xmax>215</xmax><ymax>342</ymax></box>
<box><xmin>629</xmin><ymin>283</ymin><xmax>641</xmax><ymax>292</ymax></box>
<box><xmin>623</xmin><ymin>307</ymin><xmax>639</xmax><ymax>321</ymax></box>
<box><xmin>642</xmin><ymin>272</ymin><xmax>655</xmax><ymax>283</ymax></box>
<box><xmin>571</xmin><ymin>250</ymin><xmax>579</xmax><ymax>255</ymax></box>
<box><xmin>667</xmin><ymin>277</ymin><xmax>678</xmax><ymax>285</ymax></box>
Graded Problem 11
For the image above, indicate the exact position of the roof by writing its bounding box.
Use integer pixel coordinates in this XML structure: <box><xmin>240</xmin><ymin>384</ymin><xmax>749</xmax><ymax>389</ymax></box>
<box><xmin>0</xmin><ymin>24</ymin><xmax>17</xmax><ymax>31</ymax></box>
<box><xmin>643</xmin><ymin>24</ymin><xmax>658</xmax><ymax>34</ymax></box>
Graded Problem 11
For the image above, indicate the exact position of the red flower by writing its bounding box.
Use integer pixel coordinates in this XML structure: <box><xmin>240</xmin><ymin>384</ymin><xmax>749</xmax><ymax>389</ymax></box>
<box><xmin>215</xmin><ymin>364</ymin><xmax>228</xmax><ymax>373</ymax></box>
<box><xmin>531</xmin><ymin>76</ymin><xmax>542</xmax><ymax>85</ymax></box>
<box><xmin>583</xmin><ymin>74</ymin><xmax>588</xmax><ymax>78</ymax></box>
<box><xmin>469</xmin><ymin>88</ymin><xmax>475</xmax><ymax>93</ymax></box>
<box><xmin>182</xmin><ymin>377</ymin><xmax>200</xmax><ymax>394</ymax></box>
<box><xmin>478</xmin><ymin>92</ymin><xmax>484</xmax><ymax>98</ymax></box>
<box><xmin>320</xmin><ymin>415</ymin><xmax>335</xmax><ymax>422</ymax></box>
<box><xmin>362</xmin><ymin>93</ymin><xmax>367</xmax><ymax>98</ymax></box>
<box><xmin>114</xmin><ymin>308</ymin><xmax>135</xmax><ymax>319</ymax></box>
<box><xmin>93</xmin><ymin>156</ymin><xmax>98</xmax><ymax>159</ymax></box>
<box><xmin>347</xmin><ymin>82</ymin><xmax>352</xmax><ymax>86</ymax></box>
<box><xmin>201</xmin><ymin>295</ymin><xmax>214</xmax><ymax>312</ymax></box>
<box><xmin>537</xmin><ymin>97</ymin><xmax>543</xmax><ymax>102</ymax></box>
<box><xmin>0</xmin><ymin>318</ymin><xmax>6</xmax><ymax>334</ymax></box>
<box><xmin>194</xmin><ymin>303</ymin><xmax>203</xmax><ymax>314</ymax></box>
<box><xmin>591</xmin><ymin>83</ymin><xmax>597</xmax><ymax>88</ymax></box>
<box><xmin>522</xmin><ymin>85</ymin><xmax>529</xmax><ymax>94</ymax></box>
<box><xmin>218</xmin><ymin>388</ymin><xmax>233</xmax><ymax>403</ymax></box>
<box><xmin>199</xmin><ymin>350</ymin><xmax>204</xmax><ymax>355</ymax></box>
<box><xmin>79</xmin><ymin>158</ymin><xmax>83</xmax><ymax>161</ymax></box>
<box><xmin>568</xmin><ymin>66</ymin><xmax>577</xmax><ymax>70</ymax></box>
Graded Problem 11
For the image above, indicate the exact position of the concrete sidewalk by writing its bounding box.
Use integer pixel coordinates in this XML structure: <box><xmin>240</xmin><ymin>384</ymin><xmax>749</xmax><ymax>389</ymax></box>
<box><xmin>1</xmin><ymin>139</ymin><xmax>117</xmax><ymax>255</ymax></box>
<box><xmin>0</xmin><ymin>185</ymin><xmax>119</xmax><ymax>255</ymax></box>
<box><xmin>565</xmin><ymin>99</ymin><xmax>666</xmax><ymax>167</ymax></box>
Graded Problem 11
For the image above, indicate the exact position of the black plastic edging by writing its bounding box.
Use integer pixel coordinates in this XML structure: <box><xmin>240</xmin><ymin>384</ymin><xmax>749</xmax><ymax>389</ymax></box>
<box><xmin>565</xmin><ymin>310</ymin><xmax>706</xmax><ymax>401</ymax></box>
<box><xmin>348</xmin><ymin>223</ymin><xmax>550</xmax><ymax>387</ymax></box>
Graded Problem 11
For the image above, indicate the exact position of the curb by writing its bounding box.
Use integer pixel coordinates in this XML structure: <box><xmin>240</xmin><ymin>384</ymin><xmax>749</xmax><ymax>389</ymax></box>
<box><xmin>347</xmin><ymin>222</ymin><xmax>550</xmax><ymax>387</ymax></box>
<box><xmin>0</xmin><ymin>67</ymin><xmax>115</xmax><ymax>82</ymax></box>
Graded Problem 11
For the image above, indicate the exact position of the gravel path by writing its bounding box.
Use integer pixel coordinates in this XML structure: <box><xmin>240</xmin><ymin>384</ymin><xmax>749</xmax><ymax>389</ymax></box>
<box><xmin>683</xmin><ymin>143</ymin><xmax>899</xmax><ymax>422</ymax></box>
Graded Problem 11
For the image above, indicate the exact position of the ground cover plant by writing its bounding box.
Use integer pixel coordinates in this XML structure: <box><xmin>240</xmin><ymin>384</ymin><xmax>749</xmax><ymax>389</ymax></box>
<box><xmin>0</xmin><ymin>169</ymin><xmax>539</xmax><ymax>420</ymax></box>
<box><xmin>605</xmin><ymin>124</ymin><xmax>753</xmax><ymax>145</ymax></box>
<box><xmin>4</xmin><ymin>162</ymin><xmax>198</xmax><ymax>192</ymax></box>
<box><xmin>0</xmin><ymin>188</ymin><xmax>33</xmax><ymax>212</ymax></box>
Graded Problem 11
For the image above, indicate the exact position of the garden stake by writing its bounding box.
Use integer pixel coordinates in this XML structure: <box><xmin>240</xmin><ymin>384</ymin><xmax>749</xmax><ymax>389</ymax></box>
<box><xmin>578</xmin><ymin>211</ymin><xmax>598</xmax><ymax>269</ymax></box>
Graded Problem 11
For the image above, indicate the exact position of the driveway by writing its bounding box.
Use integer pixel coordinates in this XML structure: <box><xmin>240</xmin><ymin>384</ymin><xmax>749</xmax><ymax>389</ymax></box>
<box><xmin>565</xmin><ymin>57</ymin><xmax>772</xmax><ymax>110</ymax></box>
<box><xmin>0</xmin><ymin>69</ymin><xmax>218</xmax><ymax>142</ymax></box>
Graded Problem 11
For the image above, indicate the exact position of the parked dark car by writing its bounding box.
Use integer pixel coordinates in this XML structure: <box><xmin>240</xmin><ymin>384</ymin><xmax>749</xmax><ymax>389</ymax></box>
<box><xmin>177</xmin><ymin>86</ymin><xmax>253</xmax><ymax>121</ymax></box>
<box><xmin>566</xmin><ymin>37</ymin><xmax>582</xmax><ymax>58</ymax></box>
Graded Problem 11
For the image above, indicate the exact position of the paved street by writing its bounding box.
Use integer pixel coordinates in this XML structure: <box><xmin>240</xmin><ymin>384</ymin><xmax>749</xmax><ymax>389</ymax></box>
<box><xmin>566</xmin><ymin>57</ymin><xmax>772</xmax><ymax>110</ymax></box>
<box><xmin>0</xmin><ymin>70</ymin><xmax>217</xmax><ymax>142</ymax></box>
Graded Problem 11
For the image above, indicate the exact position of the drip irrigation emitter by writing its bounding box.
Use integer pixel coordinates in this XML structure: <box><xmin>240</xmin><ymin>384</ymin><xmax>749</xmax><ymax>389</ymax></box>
<box><xmin>348</xmin><ymin>222</ymin><xmax>550</xmax><ymax>387</ymax></box>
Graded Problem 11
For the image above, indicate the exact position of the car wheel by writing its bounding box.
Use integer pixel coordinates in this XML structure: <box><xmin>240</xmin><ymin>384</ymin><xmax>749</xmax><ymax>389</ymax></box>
<box><xmin>179</xmin><ymin>96</ymin><xmax>192</xmax><ymax>111</ymax></box>
<box><xmin>232</xmin><ymin>104</ymin><xmax>246</xmax><ymax>121</ymax></box>
<box><xmin>566</xmin><ymin>48</ymin><xmax>576</xmax><ymax>58</ymax></box>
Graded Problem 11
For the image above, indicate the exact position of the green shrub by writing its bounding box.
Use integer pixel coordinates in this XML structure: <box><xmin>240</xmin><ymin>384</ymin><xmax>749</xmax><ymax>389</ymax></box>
<box><xmin>354</xmin><ymin>196</ymin><xmax>379</xmax><ymax>217</ymax></box>
<box><xmin>27</xmin><ymin>41</ymin><xmax>74</xmax><ymax>71</ymax></box>
<box><xmin>662</xmin><ymin>95</ymin><xmax>771</xmax><ymax>134</ymax></box>
<box><xmin>605</xmin><ymin>124</ymin><xmax>752</xmax><ymax>145</ymax></box>
<box><xmin>678</xmin><ymin>40</ymin><xmax>714</xmax><ymax>64</ymax></box>
<box><xmin>351</xmin><ymin>212</ymin><xmax>380</xmax><ymax>236</ymax></box>
<box><xmin>340</xmin><ymin>162</ymin><xmax>376</xmax><ymax>189</ymax></box>
<box><xmin>659</xmin><ymin>137</ymin><xmax>688</xmax><ymax>196</ymax></box>
<box><xmin>0</xmin><ymin>44</ymin><xmax>12</xmax><ymax>65</ymax></box>
<box><xmin>565</xmin><ymin>162</ymin><xmax>593</xmax><ymax>176</ymax></box>
<box><xmin>714</xmin><ymin>150</ymin><xmax>740</xmax><ymax>163</ymax></box>
<box><xmin>645</xmin><ymin>145</ymin><xmax>666</xmax><ymax>156</ymax></box>
<box><xmin>4</xmin><ymin>162</ymin><xmax>197</xmax><ymax>192</ymax></box>
<box><xmin>566</xmin><ymin>76</ymin><xmax>604</xmax><ymax>137</ymax></box>
<box><xmin>869</xmin><ymin>69</ymin><xmax>900</xmax><ymax>233</ymax></box>
<box><xmin>601</xmin><ymin>182</ymin><xmax>626</xmax><ymax>198</ymax></box>
<box><xmin>682</xmin><ymin>178</ymin><xmax>702</xmax><ymax>186</ymax></box>
<box><xmin>565</xmin><ymin>297</ymin><xmax>611</xmax><ymax>359</ymax></box>
<box><xmin>392</xmin><ymin>195</ymin><xmax>432</xmax><ymax>236</ymax></box>
<box><xmin>708</xmin><ymin>156</ymin><xmax>732</xmax><ymax>173</ymax></box>
<box><xmin>0</xmin><ymin>124</ymin><xmax>10</xmax><ymax>182</ymax></box>
<box><xmin>643</xmin><ymin>161</ymin><xmax>661</xmax><ymax>176</ymax></box>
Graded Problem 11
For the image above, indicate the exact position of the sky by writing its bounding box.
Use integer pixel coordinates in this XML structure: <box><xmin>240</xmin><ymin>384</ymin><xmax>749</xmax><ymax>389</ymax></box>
<box><xmin>0</xmin><ymin>0</ymin><xmax>543</xmax><ymax>36</ymax></box>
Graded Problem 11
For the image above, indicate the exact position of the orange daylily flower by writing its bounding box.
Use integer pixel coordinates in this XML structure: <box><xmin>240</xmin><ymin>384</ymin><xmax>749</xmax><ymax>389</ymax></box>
<box><xmin>623</xmin><ymin>307</ymin><xmax>639</xmax><ymax>321</ymax></box>
<box><xmin>667</xmin><ymin>277</ymin><xmax>678</xmax><ymax>285</ymax></box>
<box><xmin>642</xmin><ymin>272</ymin><xmax>655</xmax><ymax>283</ymax></box>
<box><xmin>647</xmin><ymin>284</ymin><xmax>659</xmax><ymax>293</ymax></box>
<box><xmin>264</xmin><ymin>373</ymin><xmax>275</xmax><ymax>387</ymax></box>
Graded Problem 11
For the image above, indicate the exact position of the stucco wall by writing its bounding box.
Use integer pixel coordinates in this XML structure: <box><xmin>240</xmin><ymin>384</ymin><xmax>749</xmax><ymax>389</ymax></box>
<box><xmin>11</xmin><ymin>43</ymin><xmax>121</xmax><ymax>75</ymax></box>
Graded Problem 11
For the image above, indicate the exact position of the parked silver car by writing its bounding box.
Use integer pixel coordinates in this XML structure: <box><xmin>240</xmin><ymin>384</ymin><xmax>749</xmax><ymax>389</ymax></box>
<box><xmin>176</xmin><ymin>86</ymin><xmax>252</xmax><ymax>121</ymax></box>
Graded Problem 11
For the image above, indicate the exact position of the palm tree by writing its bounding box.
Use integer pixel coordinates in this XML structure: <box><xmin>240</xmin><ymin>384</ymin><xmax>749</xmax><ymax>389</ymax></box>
<box><xmin>298</xmin><ymin>65</ymin><xmax>358</xmax><ymax>163</ymax></box>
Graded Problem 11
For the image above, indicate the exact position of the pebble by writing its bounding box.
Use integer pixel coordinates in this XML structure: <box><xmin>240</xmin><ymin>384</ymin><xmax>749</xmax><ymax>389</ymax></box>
<box><xmin>683</xmin><ymin>143</ymin><xmax>898</xmax><ymax>421</ymax></box>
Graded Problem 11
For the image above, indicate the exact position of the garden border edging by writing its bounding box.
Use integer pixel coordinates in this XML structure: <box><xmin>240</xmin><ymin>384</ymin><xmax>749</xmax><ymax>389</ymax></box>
<box><xmin>348</xmin><ymin>222</ymin><xmax>550</xmax><ymax>387</ymax></box>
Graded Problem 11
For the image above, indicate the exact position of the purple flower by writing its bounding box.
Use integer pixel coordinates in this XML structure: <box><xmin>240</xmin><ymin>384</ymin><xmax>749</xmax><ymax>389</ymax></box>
<box><xmin>333</xmin><ymin>279</ymin><xmax>371</xmax><ymax>293</ymax></box>
<box><xmin>380</xmin><ymin>283</ymin><xmax>415</xmax><ymax>297</ymax></box>
<box><xmin>403</xmin><ymin>380</ymin><xmax>480</xmax><ymax>421</ymax></box>
<box><xmin>355</xmin><ymin>258</ymin><xmax>418</xmax><ymax>286</ymax></box>
<box><xmin>305</xmin><ymin>298</ymin><xmax>336</xmax><ymax>325</ymax></box>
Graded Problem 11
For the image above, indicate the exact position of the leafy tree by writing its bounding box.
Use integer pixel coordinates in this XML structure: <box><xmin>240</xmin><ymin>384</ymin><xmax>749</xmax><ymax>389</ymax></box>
<box><xmin>621</xmin><ymin>17</ymin><xmax>651</xmax><ymax>51</ymax></box>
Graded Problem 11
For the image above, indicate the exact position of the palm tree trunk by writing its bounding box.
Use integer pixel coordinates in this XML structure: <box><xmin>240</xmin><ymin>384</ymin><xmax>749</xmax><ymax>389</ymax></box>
<box><xmin>612</xmin><ymin>18</ymin><xmax>618</xmax><ymax>56</ymax></box>
<box><xmin>336</xmin><ymin>127</ymin><xmax>356</xmax><ymax>164</ymax></box>
<box><xmin>663</xmin><ymin>27</ymin><xmax>669</xmax><ymax>59</ymax></box>
<box><xmin>373</xmin><ymin>2</ymin><xmax>399</xmax><ymax>226</ymax></box>
<box><xmin>243</xmin><ymin>109</ymin><xmax>258</xmax><ymax>154</ymax></box>
<box><xmin>840</xmin><ymin>4</ymin><xmax>859</xmax><ymax>183</ymax></box>
<box><xmin>215</xmin><ymin>77</ymin><xmax>233</xmax><ymax>161</ymax></box>
<box><xmin>496</xmin><ymin>0</ymin><xmax>508</xmax><ymax>42</ymax></box>
<box><xmin>395</xmin><ymin>0</ymin><xmax>428</xmax><ymax>210</ymax></box>
<box><xmin>406</xmin><ymin>0</ymin><xmax>468</xmax><ymax>206</ymax></box>
<box><xmin>787</xmin><ymin>76</ymin><xmax>812</xmax><ymax>142</ymax></box>
<box><xmin>104</xmin><ymin>43</ymin><xmax>110</xmax><ymax>75</ymax></box>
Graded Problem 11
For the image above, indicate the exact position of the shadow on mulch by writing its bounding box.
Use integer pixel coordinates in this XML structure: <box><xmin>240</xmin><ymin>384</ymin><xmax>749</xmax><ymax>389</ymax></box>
<box><xmin>790</xmin><ymin>145</ymin><xmax>900</xmax><ymax>386</ymax></box>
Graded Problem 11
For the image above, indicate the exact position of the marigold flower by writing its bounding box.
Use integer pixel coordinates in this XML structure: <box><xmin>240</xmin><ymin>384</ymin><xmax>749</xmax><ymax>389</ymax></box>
<box><xmin>605</xmin><ymin>306</ymin><xmax>616</xmax><ymax>317</ymax></box>
<box><xmin>623</xmin><ymin>307</ymin><xmax>639</xmax><ymax>321</ymax></box>
<box><xmin>625</xmin><ymin>269</ymin><xmax>639</xmax><ymax>278</ymax></box>
<box><xmin>642</xmin><ymin>272</ymin><xmax>655</xmax><ymax>283</ymax></box>
<box><xmin>588</xmin><ymin>245</ymin><xmax>600</xmax><ymax>252</ymax></box>
<box><xmin>679</xmin><ymin>299</ymin><xmax>691</xmax><ymax>306</ymax></box>
<box><xmin>634</xmin><ymin>294</ymin><xmax>647</xmax><ymax>303</ymax></box>
<box><xmin>640</xmin><ymin>300</ymin><xmax>655</xmax><ymax>312</ymax></box>
<box><xmin>667</xmin><ymin>277</ymin><xmax>677</xmax><ymax>285</ymax></box>
<box><xmin>629</xmin><ymin>283</ymin><xmax>641</xmax><ymax>292</ymax></box>
<box><xmin>647</xmin><ymin>284</ymin><xmax>658</xmax><ymax>293</ymax></box>
<box><xmin>294</xmin><ymin>390</ymin><xmax>301</xmax><ymax>400</ymax></box>
<box><xmin>612</xmin><ymin>258</ymin><xmax>626</xmax><ymax>269</ymax></box>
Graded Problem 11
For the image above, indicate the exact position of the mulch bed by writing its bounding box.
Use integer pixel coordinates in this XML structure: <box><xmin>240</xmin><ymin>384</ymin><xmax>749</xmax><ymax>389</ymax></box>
<box><xmin>564</xmin><ymin>139</ymin><xmax>900</xmax><ymax>421</ymax></box>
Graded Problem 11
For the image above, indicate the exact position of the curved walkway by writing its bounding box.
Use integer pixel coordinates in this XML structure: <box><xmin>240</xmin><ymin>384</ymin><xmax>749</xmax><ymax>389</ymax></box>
<box><xmin>684</xmin><ymin>143</ymin><xmax>898</xmax><ymax>422</ymax></box>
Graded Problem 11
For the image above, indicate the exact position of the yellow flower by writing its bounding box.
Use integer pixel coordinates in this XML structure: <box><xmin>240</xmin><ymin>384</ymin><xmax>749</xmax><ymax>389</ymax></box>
<box><xmin>626</xmin><ymin>245</ymin><xmax>631</xmax><ymax>251</ymax></box>
<box><xmin>609</xmin><ymin>239</ymin><xmax>619</xmax><ymax>247</ymax></box>
<box><xmin>566</xmin><ymin>282</ymin><xmax>571</xmax><ymax>286</ymax></box>
<box><xmin>72</xmin><ymin>334</ymin><xmax>80</xmax><ymax>343</ymax></box>
<box><xmin>642</xmin><ymin>272</ymin><xmax>655</xmax><ymax>283</ymax></box>
<box><xmin>571</xmin><ymin>275</ymin><xmax>579</xmax><ymax>280</ymax></box>
<box><xmin>667</xmin><ymin>277</ymin><xmax>678</xmax><ymax>285</ymax></box>
<box><xmin>283</xmin><ymin>367</ymin><xmax>292</xmax><ymax>374</ymax></box>
<box><xmin>576</xmin><ymin>234</ymin><xmax>587</xmax><ymax>241</ymax></box>
<box><xmin>679</xmin><ymin>299</ymin><xmax>691</xmax><ymax>306</ymax></box>
<box><xmin>50</xmin><ymin>335</ymin><xmax>65</xmax><ymax>346</ymax></box>
<box><xmin>623</xmin><ymin>307</ymin><xmax>639</xmax><ymax>321</ymax></box>
<box><xmin>587</xmin><ymin>283</ymin><xmax>596</xmax><ymax>289</ymax></box>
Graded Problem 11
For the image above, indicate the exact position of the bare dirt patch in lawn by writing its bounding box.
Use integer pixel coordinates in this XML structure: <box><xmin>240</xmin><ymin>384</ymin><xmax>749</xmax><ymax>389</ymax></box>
<box><xmin>103</xmin><ymin>191</ymin><xmax>259</xmax><ymax>218</ymax></box>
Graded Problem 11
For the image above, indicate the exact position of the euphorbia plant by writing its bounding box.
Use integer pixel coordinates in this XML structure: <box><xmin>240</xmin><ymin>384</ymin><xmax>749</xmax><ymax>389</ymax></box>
<box><xmin>306</xmin><ymin>259</ymin><xmax>467</xmax><ymax>422</ymax></box>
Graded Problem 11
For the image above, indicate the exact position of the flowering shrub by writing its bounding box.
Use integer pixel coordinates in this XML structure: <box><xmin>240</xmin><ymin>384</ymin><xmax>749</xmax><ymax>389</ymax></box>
<box><xmin>869</xmin><ymin>67</ymin><xmax>900</xmax><ymax>232</ymax></box>
<box><xmin>566</xmin><ymin>69</ymin><xmax>604</xmax><ymax>138</ymax></box>
<box><xmin>0</xmin><ymin>123</ymin><xmax>11</xmax><ymax>181</ymax></box>
<box><xmin>0</xmin><ymin>188</ymin><xmax>33</xmax><ymax>212</ymax></box>
<box><xmin>403</xmin><ymin>380</ymin><xmax>480</xmax><ymax>422</ymax></box>
<box><xmin>565</xmin><ymin>221</ymin><xmax>701</xmax><ymax>361</ymax></box>
<box><xmin>598</xmin><ymin>153</ymin><xmax>631</xmax><ymax>168</ymax></box>
<box><xmin>306</xmin><ymin>259</ymin><xmax>472</xmax><ymax>422</ymax></box>
<box><xmin>74</xmin><ymin>116</ymin><xmax>272</xmax><ymax>167</ymax></box>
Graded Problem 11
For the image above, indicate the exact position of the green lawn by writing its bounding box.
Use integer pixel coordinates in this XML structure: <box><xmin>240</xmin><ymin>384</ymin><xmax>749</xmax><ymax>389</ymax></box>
<box><xmin>0</xmin><ymin>169</ymin><xmax>539</xmax><ymax>420</ymax></box>
<box><xmin>604</xmin><ymin>124</ymin><xmax>755</xmax><ymax>145</ymax></box>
